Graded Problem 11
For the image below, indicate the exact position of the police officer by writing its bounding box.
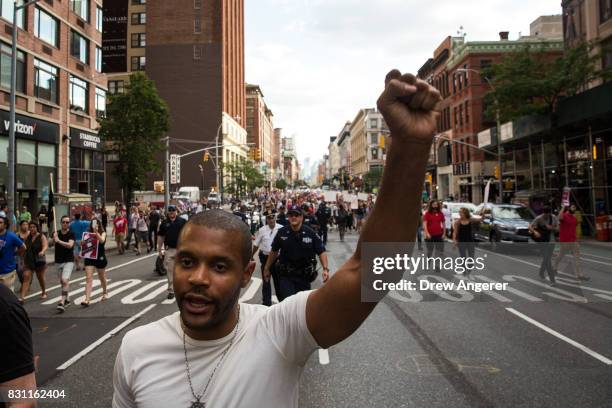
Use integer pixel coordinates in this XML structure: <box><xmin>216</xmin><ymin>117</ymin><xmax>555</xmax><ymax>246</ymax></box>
<box><xmin>263</xmin><ymin>205</ymin><xmax>329</xmax><ymax>302</ymax></box>
<box><xmin>276</xmin><ymin>206</ymin><xmax>288</xmax><ymax>227</ymax></box>
<box><xmin>315</xmin><ymin>201</ymin><xmax>332</xmax><ymax>245</ymax></box>
<box><xmin>157</xmin><ymin>205</ymin><xmax>187</xmax><ymax>299</ymax></box>
<box><xmin>302</xmin><ymin>203</ymin><xmax>320</xmax><ymax>232</ymax></box>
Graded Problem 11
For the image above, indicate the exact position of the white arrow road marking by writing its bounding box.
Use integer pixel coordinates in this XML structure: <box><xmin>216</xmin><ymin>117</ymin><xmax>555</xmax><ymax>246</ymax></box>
<box><xmin>506</xmin><ymin>307</ymin><xmax>612</xmax><ymax>365</ymax></box>
<box><xmin>121</xmin><ymin>280</ymin><xmax>168</xmax><ymax>304</ymax></box>
<box><xmin>72</xmin><ymin>280</ymin><xmax>142</xmax><ymax>305</ymax></box>
<box><xmin>318</xmin><ymin>349</ymin><xmax>330</xmax><ymax>365</ymax></box>
<box><xmin>25</xmin><ymin>254</ymin><xmax>157</xmax><ymax>300</ymax></box>
<box><xmin>42</xmin><ymin>280</ymin><xmax>107</xmax><ymax>305</ymax></box>
<box><xmin>57</xmin><ymin>304</ymin><xmax>157</xmax><ymax>370</ymax></box>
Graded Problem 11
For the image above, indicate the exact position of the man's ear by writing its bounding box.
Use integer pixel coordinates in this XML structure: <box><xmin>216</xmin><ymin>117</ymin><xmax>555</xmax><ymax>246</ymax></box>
<box><xmin>241</xmin><ymin>261</ymin><xmax>256</xmax><ymax>288</ymax></box>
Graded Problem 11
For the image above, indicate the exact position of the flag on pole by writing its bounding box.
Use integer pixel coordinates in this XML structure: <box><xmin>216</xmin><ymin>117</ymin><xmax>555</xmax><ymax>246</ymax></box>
<box><xmin>484</xmin><ymin>179</ymin><xmax>491</xmax><ymax>204</ymax></box>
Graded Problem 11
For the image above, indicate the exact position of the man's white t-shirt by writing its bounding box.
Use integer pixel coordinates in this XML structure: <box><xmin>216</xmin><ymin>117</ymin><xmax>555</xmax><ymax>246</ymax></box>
<box><xmin>113</xmin><ymin>291</ymin><xmax>318</xmax><ymax>408</ymax></box>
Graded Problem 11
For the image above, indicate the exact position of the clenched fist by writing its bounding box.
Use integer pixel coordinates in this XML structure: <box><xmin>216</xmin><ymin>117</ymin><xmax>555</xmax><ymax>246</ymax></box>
<box><xmin>377</xmin><ymin>70</ymin><xmax>442</xmax><ymax>143</ymax></box>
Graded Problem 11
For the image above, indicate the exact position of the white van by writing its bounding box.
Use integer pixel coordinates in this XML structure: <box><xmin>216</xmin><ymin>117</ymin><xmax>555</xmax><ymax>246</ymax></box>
<box><xmin>177</xmin><ymin>186</ymin><xmax>200</xmax><ymax>203</ymax></box>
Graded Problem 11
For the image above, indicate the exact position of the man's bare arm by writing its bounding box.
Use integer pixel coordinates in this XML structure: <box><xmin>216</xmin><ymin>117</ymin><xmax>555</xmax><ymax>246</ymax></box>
<box><xmin>306</xmin><ymin>70</ymin><xmax>441</xmax><ymax>348</ymax></box>
<box><xmin>1</xmin><ymin>372</ymin><xmax>37</xmax><ymax>407</ymax></box>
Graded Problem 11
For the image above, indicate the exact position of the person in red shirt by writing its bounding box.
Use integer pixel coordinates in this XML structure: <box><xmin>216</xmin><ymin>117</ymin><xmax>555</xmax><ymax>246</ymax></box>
<box><xmin>554</xmin><ymin>205</ymin><xmax>588</xmax><ymax>281</ymax></box>
<box><xmin>423</xmin><ymin>200</ymin><xmax>445</xmax><ymax>270</ymax></box>
<box><xmin>113</xmin><ymin>210</ymin><xmax>128</xmax><ymax>255</ymax></box>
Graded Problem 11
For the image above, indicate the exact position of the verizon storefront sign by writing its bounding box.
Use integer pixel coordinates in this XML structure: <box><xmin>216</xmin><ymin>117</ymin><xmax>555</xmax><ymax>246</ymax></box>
<box><xmin>70</xmin><ymin>128</ymin><xmax>102</xmax><ymax>150</ymax></box>
<box><xmin>0</xmin><ymin>110</ymin><xmax>59</xmax><ymax>143</ymax></box>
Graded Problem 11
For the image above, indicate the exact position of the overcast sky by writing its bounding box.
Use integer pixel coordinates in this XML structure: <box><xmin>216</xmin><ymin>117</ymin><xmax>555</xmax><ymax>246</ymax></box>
<box><xmin>245</xmin><ymin>0</ymin><xmax>563</xmax><ymax>167</ymax></box>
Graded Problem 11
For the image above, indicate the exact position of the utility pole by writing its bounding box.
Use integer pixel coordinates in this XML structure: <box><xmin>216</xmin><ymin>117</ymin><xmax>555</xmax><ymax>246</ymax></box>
<box><xmin>8</xmin><ymin>0</ymin><xmax>39</xmax><ymax>222</ymax></box>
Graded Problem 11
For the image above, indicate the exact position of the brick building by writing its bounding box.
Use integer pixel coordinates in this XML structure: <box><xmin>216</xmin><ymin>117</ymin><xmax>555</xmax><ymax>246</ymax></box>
<box><xmin>419</xmin><ymin>23</ymin><xmax>564</xmax><ymax>203</ymax></box>
<box><xmin>104</xmin><ymin>0</ymin><xmax>246</xmax><ymax>200</ymax></box>
<box><xmin>246</xmin><ymin>83</ymin><xmax>274</xmax><ymax>183</ymax></box>
<box><xmin>0</xmin><ymin>0</ymin><xmax>107</xmax><ymax>212</ymax></box>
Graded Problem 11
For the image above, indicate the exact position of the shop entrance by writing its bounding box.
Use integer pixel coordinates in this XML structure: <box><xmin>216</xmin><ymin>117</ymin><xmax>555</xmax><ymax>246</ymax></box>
<box><xmin>17</xmin><ymin>189</ymin><xmax>38</xmax><ymax>216</ymax></box>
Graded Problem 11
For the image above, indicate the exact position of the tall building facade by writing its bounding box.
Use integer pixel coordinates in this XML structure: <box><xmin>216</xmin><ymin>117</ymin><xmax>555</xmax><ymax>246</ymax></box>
<box><xmin>103</xmin><ymin>0</ymin><xmax>246</xmax><ymax>199</ymax></box>
<box><xmin>246</xmin><ymin>83</ymin><xmax>273</xmax><ymax>182</ymax></box>
<box><xmin>349</xmin><ymin>109</ymin><xmax>385</xmax><ymax>178</ymax></box>
<box><xmin>1</xmin><ymin>0</ymin><xmax>107</xmax><ymax>212</ymax></box>
<box><xmin>147</xmin><ymin>0</ymin><xmax>246</xmax><ymax>194</ymax></box>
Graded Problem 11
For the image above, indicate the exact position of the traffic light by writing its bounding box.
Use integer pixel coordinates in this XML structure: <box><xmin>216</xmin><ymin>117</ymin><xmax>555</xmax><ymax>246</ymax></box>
<box><xmin>379</xmin><ymin>135</ymin><xmax>385</xmax><ymax>149</ymax></box>
<box><xmin>203</xmin><ymin>152</ymin><xmax>210</xmax><ymax>162</ymax></box>
<box><xmin>592</xmin><ymin>145</ymin><xmax>597</xmax><ymax>160</ymax></box>
<box><xmin>254</xmin><ymin>148</ymin><xmax>261</xmax><ymax>161</ymax></box>
<box><xmin>248</xmin><ymin>149</ymin><xmax>254</xmax><ymax>160</ymax></box>
<box><xmin>494</xmin><ymin>165</ymin><xmax>500</xmax><ymax>180</ymax></box>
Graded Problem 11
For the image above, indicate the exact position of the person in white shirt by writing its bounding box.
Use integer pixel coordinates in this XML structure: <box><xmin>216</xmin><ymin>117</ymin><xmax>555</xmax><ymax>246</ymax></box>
<box><xmin>442</xmin><ymin>203</ymin><xmax>452</xmax><ymax>238</ymax></box>
<box><xmin>252</xmin><ymin>214</ymin><xmax>283</xmax><ymax>306</ymax></box>
<box><xmin>112</xmin><ymin>69</ymin><xmax>442</xmax><ymax>408</ymax></box>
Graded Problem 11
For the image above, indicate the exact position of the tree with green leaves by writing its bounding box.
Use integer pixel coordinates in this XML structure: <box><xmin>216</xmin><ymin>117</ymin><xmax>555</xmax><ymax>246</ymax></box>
<box><xmin>99</xmin><ymin>73</ymin><xmax>170</xmax><ymax>203</ymax></box>
<box><xmin>224</xmin><ymin>160</ymin><xmax>266</xmax><ymax>197</ymax></box>
<box><xmin>483</xmin><ymin>41</ymin><xmax>612</xmax><ymax>123</ymax></box>
<box><xmin>275</xmin><ymin>179</ymin><xmax>288</xmax><ymax>190</ymax></box>
<box><xmin>363</xmin><ymin>167</ymin><xmax>384</xmax><ymax>193</ymax></box>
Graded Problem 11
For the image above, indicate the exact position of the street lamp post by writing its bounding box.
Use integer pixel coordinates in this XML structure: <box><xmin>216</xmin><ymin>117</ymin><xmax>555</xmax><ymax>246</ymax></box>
<box><xmin>8</xmin><ymin>0</ymin><xmax>40</xmax><ymax>222</ymax></box>
<box><xmin>456</xmin><ymin>68</ymin><xmax>503</xmax><ymax>203</ymax></box>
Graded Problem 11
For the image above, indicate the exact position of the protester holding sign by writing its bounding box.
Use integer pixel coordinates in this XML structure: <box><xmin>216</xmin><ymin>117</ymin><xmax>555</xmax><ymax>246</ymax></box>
<box><xmin>81</xmin><ymin>219</ymin><xmax>108</xmax><ymax>307</ymax></box>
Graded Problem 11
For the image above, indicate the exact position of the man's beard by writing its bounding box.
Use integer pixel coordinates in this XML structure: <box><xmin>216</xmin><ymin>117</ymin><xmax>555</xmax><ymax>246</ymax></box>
<box><xmin>178</xmin><ymin>285</ymin><xmax>241</xmax><ymax>332</ymax></box>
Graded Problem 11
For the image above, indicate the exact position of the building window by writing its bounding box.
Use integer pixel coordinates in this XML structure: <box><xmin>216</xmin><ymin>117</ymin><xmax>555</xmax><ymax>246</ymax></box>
<box><xmin>369</xmin><ymin>119</ymin><xmax>378</xmax><ymax>128</ymax></box>
<box><xmin>95</xmin><ymin>87</ymin><xmax>106</xmax><ymax>118</ymax></box>
<box><xmin>96</xmin><ymin>7</ymin><xmax>103</xmax><ymax>31</ymax></box>
<box><xmin>131</xmin><ymin>12</ymin><xmax>145</xmax><ymax>25</ymax></box>
<box><xmin>69</xmin><ymin>75</ymin><xmax>88</xmax><ymax>112</ymax></box>
<box><xmin>70</xmin><ymin>0</ymin><xmax>89</xmax><ymax>22</ymax></box>
<box><xmin>193</xmin><ymin>44</ymin><xmax>203</xmax><ymax>60</ymax></box>
<box><xmin>70</xmin><ymin>30</ymin><xmax>89</xmax><ymax>64</ymax></box>
<box><xmin>34</xmin><ymin>58</ymin><xmax>59</xmax><ymax>104</ymax></box>
<box><xmin>1</xmin><ymin>0</ymin><xmax>25</xmax><ymax>28</ymax></box>
<box><xmin>132</xmin><ymin>0</ymin><xmax>146</xmax><ymax>4</ymax></box>
<box><xmin>108</xmin><ymin>80</ymin><xmax>124</xmax><ymax>94</ymax></box>
<box><xmin>601</xmin><ymin>0</ymin><xmax>612</xmax><ymax>23</ymax></box>
<box><xmin>453</xmin><ymin>106</ymin><xmax>457</xmax><ymax>128</ymax></box>
<box><xmin>34</xmin><ymin>7</ymin><xmax>59</xmax><ymax>47</ymax></box>
<box><xmin>369</xmin><ymin>133</ymin><xmax>378</xmax><ymax>144</ymax></box>
<box><xmin>463</xmin><ymin>64</ymin><xmax>469</xmax><ymax>86</ymax></box>
<box><xmin>603</xmin><ymin>38</ymin><xmax>612</xmax><ymax>70</ymax></box>
<box><xmin>131</xmin><ymin>33</ymin><xmax>146</xmax><ymax>48</ymax></box>
<box><xmin>464</xmin><ymin>101</ymin><xmax>469</xmax><ymax>124</ymax></box>
<box><xmin>0</xmin><ymin>43</ymin><xmax>25</xmax><ymax>93</ymax></box>
<box><xmin>459</xmin><ymin>104</ymin><xmax>463</xmax><ymax>126</ymax></box>
<box><xmin>95</xmin><ymin>46</ymin><xmax>102</xmax><ymax>72</ymax></box>
<box><xmin>194</xmin><ymin>0</ymin><xmax>202</xmax><ymax>9</ymax></box>
<box><xmin>194</xmin><ymin>16</ymin><xmax>201</xmax><ymax>33</ymax></box>
<box><xmin>131</xmin><ymin>56</ymin><xmax>145</xmax><ymax>71</ymax></box>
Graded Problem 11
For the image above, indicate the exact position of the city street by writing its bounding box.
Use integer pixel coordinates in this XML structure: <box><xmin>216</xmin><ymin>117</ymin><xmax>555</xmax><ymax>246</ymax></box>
<box><xmin>21</xmin><ymin>230</ymin><xmax>612</xmax><ymax>408</ymax></box>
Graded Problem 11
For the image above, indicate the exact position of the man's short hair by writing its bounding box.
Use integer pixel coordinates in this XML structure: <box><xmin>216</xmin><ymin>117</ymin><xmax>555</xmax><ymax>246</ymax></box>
<box><xmin>179</xmin><ymin>209</ymin><xmax>252</xmax><ymax>266</ymax></box>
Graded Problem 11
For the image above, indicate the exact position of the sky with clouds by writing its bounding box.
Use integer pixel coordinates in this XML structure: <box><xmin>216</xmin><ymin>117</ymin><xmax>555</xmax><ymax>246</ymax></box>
<box><xmin>244</xmin><ymin>0</ymin><xmax>563</xmax><ymax>170</ymax></box>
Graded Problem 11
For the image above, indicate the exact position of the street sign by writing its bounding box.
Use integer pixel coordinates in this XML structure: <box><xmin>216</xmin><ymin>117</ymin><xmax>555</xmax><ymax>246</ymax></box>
<box><xmin>170</xmin><ymin>154</ymin><xmax>181</xmax><ymax>184</ymax></box>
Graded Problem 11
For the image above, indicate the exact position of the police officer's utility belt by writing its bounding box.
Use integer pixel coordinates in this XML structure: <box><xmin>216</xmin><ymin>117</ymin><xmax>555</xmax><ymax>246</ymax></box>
<box><xmin>278</xmin><ymin>260</ymin><xmax>317</xmax><ymax>282</ymax></box>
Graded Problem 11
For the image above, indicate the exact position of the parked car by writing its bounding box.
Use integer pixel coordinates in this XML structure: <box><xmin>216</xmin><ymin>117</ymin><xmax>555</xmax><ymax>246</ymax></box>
<box><xmin>473</xmin><ymin>203</ymin><xmax>535</xmax><ymax>244</ymax></box>
<box><xmin>443</xmin><ymin>202</ymin><xmax>477</xmax><ymax>223</ymax></box>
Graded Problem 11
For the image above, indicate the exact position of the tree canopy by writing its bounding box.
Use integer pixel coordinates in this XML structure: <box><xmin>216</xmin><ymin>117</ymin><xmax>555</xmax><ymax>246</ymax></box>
<box><xmin>98</xmin><ymin>72</ymin><xmax>170</xmax><ymax>202</ymax></box>
<box><xmin>483</xmin><ymin>41</ymin><xmax>612</xmax><ymax>123</ymax></box>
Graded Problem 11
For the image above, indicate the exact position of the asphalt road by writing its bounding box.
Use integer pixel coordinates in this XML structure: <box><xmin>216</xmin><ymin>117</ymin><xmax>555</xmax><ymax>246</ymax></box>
<box><xmin>18</xmin><ymin>228</ymin><xmax>612</xmax><ymax>408</ymax></box>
